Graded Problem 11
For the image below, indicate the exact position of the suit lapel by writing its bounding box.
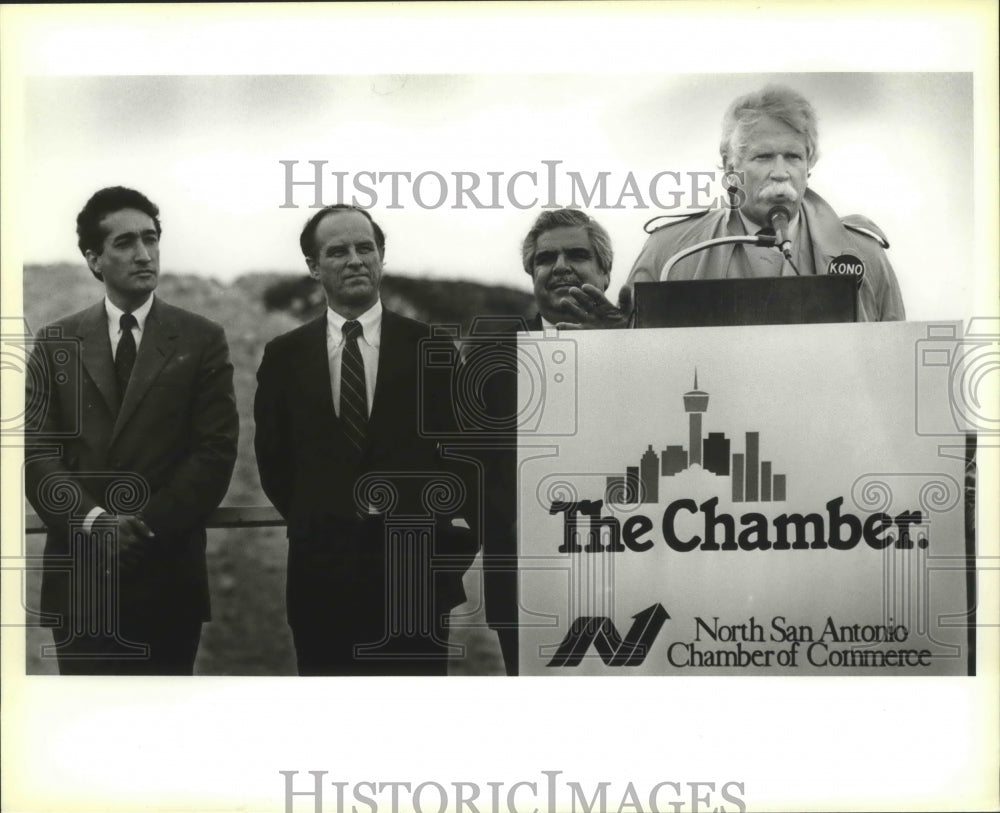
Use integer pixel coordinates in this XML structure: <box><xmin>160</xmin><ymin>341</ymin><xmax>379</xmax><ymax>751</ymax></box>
<box><xmin>111</xmin><ymin>298</ymin><xmax>177</xmax><ymax>444</ymax></box>
<box><xmin>299</xmin><ymin>314</ymin><xmax>339</xmax><ymax>428</ymax></box>
<box><xmin>78</xmin><ymin>301</ymin><xmax>118</xmax><ymax>417</ymax></box>
<box><xmin>367</xmin><ymin>310</ymin><xmax>410</xmax><ymax>444</ymax></box>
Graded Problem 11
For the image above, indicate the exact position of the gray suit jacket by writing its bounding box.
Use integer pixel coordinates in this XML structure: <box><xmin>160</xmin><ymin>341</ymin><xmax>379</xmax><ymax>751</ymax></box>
<box><xmin>25</xmin><ymin>297</ymin><xmax>239</xmax><ymax>622</ymax></box>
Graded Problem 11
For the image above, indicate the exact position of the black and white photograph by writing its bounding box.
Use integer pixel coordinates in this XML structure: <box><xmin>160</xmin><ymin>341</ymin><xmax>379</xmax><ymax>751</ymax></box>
<box><xmin>1</xmin><ymin>3</ymin><xmax>997</xmax><ymax>812</ymax></box>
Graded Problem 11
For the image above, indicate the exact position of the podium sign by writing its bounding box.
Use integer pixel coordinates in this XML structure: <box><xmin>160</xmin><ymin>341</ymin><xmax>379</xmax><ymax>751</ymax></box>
<box><xmin>517</xmin><ymin>322</ymin><xmax>974</xmax><ymax>676</ymax></box>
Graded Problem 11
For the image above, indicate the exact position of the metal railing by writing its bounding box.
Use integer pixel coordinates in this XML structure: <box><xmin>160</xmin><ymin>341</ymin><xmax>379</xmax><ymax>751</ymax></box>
<box><xmin>24</xmin><ymin>506</ymin><xmax>286</xmax><ymax>534</ymax></box>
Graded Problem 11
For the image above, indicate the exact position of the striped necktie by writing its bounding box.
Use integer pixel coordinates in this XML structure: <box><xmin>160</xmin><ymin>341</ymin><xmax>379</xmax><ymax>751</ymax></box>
<box><xmin>340</xmin><ymin>319</ymin><xmax>368</xmax><ymax>457</ymax></box>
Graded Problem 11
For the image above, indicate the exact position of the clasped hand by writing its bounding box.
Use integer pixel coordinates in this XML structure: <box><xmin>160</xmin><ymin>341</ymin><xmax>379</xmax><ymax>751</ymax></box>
<box><xmin>99</xmin><ymin>513</ymin><xmax>155</xmax><ymax>566</ymax></box>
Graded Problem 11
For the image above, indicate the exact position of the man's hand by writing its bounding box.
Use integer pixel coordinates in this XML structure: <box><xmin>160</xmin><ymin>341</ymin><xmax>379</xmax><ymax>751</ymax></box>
<box><xmin>105</xmin><ymin>513</ymin><xmax>155</xmax><ymax>566</ymax></box>
<box><xmin>555</xmin><ymin>284</ymin><xmax>633</xmax><ymax>330</ymax></box>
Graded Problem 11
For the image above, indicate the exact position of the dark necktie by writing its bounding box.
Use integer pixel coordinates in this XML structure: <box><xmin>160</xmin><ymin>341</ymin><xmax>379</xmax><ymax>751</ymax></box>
<box><xmin>340</xmin><ymin>320</ymin><xmax>368</xmax><ymax>457</ymax></box>
<box><xmin>115</xmin><ymin>312</ymin><xmax>138</xmax><ymax>404</ymax></box>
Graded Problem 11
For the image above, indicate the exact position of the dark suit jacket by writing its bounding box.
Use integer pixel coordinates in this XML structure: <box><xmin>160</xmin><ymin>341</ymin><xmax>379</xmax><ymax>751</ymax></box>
<box><xmin>24</xmin><ymin>297</ymin><xmax>239</xmax><ymax>623</ymax></box>
<box><xmin>253</xmin><ymin>307</ymin><xmax>477</xmax><ymax>632</ymax></box>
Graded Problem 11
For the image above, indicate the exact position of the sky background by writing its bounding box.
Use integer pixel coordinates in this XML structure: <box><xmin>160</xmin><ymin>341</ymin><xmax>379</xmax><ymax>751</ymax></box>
<box><xmin>24</xmin><ymin>72</ymin><xmax>973</xmax><ymax>321</ymax></box>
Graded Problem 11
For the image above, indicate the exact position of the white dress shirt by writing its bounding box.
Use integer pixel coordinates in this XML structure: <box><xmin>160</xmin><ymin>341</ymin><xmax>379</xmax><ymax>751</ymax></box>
<box><xmin>326</xmin><ymin>299</ymin><xmax>469</xmax><ymax>527</ymax></box>
<box><xmin>105</xmin><ymin>293</ymin><xmax>154</xmax><ymax>358</ymax></box>
<box><xmin>325</xmin><ymin>299</ymin><xmax>382</xmax><ymax>417</ymax></box>
<box><xmin>84</xmin><ymin>294</ymin><xmax>155</xmax><ymax>531</ymax></box>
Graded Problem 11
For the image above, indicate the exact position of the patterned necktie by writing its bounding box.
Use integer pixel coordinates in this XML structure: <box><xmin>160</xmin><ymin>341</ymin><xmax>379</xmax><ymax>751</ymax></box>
<box><xmin>340</xmin><ymin>320</ymin><xmax>368</xmax><ymax>457</ymax></box>
<box><xmin>115</xmin><ymin>312</ymin><xmax>138</xmax><ymax>404</ymax></box>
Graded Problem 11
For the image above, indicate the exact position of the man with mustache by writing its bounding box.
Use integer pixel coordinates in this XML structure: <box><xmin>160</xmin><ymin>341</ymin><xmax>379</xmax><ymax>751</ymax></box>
<box><xmin>523</xmin><ymin>207</ymin><xmax>616</xmax><ymax>329</ymax></box>
<box><xmin>476</xmin><ymin>208</ymin><xmax>617</xmax><ymax>675</ymax></box>
<box><xmin>254</xmin><ymin>204</ymin><xmax>477</xmax><ymax>675</ymax></box>
<box><xmin>625</xmin><ymin>84</ymin><xmax>905</xmax><ymax>322</ymax></box>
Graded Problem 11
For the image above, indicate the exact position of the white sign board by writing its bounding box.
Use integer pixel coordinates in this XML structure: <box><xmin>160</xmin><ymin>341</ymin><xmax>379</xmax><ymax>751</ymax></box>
<box><xmin>518</xmin><ymin>322</ymin><xmax>976</xmax><ymax>676</ymax></box>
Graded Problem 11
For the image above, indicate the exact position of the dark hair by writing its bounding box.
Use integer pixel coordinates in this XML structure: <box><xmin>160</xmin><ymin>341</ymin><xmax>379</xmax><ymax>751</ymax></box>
<box><xmin>521</xmin><ymin>208</ymin><xmax>613</xmax><ymax>276</ymax></box>
<box><xmin>76</xmin><ymin>186</ymin><xmax>161</xmax><ymax>257</ymax></box>
<box><xmin>299</xmin><ymin>204</ymin><xmax>386</xmax><ymax>259</ymax></box>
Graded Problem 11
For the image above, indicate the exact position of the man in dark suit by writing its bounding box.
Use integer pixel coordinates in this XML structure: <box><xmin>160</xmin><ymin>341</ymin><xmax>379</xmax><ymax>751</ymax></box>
<box><xmin>24</xmin><ymin>186</ymin><xmax>239</xmax><ymax>675</ymax></box>
<box><xmin>481</xmin><ymin>208</ymin><xmax>618</xmax><ymax>675</ymax></box>
<box><xmin>253</xmin><ymin>204</ymin><xmax>477</xmax><ymax>676</ymax></box>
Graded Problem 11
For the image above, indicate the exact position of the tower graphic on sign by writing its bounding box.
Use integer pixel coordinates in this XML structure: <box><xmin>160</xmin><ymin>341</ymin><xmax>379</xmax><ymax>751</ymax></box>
<box><xmin>605</xmin><ymin>370</ymin><xmax>787</xmax><ymax>504</ymax></box>
<box><xmin>683</xmin><ymin>370</ymin><xmax>709</xmax><ymax>467</ymax></box>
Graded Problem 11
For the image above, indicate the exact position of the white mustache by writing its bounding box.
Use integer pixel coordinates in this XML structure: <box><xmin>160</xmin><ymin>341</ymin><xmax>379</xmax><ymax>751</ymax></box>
<box><xmin>756</xmin><ymin>181</ymin><xmax>799</xmax><ymax>200</ymax></box>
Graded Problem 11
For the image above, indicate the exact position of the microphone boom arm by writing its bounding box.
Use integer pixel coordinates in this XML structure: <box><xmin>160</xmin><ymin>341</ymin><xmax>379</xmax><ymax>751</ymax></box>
<box><xmin>658</xmin><ymin>234</ymin><xmax>779</xmax><ymax>282</ymax></box>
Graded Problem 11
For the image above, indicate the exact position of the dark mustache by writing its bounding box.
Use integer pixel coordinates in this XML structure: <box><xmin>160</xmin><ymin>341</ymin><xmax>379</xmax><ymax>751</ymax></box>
<box><xmin>547</xmin><ymin>274</ymin><xmax>580</xmax><ymax>289</ymax></box>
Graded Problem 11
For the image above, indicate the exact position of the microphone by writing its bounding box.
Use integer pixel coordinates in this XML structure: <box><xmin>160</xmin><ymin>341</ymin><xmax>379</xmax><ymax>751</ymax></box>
<box><xmin>767</xmin><ymin>205</ymin><xmax>793</xmax><ymax>260</ymax></box>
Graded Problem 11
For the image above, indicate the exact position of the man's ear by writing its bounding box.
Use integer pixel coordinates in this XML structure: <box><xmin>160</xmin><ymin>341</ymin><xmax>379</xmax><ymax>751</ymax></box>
<box><xmin>305</xmin><ymin>257</ymin><xmax>319</xmax><ymax>279</ymax></box>
<box><xmin>84</xmin><ymin>250</ymin><xmax>103</xmax><ymax>282</ymax></box>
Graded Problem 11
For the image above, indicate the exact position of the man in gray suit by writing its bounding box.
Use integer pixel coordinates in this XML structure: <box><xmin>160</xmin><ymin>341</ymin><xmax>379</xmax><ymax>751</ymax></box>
<box><xmin>25</xmin><ymin>186</ymin><xmax>239</xmax><ymax>675</ymax></box>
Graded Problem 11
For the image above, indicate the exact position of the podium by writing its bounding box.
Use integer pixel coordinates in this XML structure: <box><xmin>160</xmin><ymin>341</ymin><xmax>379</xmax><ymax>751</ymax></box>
<box><xmin>516</xmin><ymin>323</ymin><xmax>973</xmax><ymax>676</ymax></box>
<box><xmin>634</xmin><ymin>275</ymin><xmax>858</xmax><ymax>328</ymax></box>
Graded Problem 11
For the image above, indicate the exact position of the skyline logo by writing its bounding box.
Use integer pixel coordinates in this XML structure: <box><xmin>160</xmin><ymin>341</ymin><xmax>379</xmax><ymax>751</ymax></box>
<box><xmin>605</xmin><ymin>371</ymin><xmax>787</xmax><ymax>506</ymax></box>
<box><xmin>548</xmin><ymin>370</ymin><xmax>927</xmax><ymax>554</ymax></box>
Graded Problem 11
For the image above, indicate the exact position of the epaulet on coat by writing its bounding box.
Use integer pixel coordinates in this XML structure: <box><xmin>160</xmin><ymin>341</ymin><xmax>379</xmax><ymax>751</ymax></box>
<box><xmin>841</xmin><ymin>214</ymin><xmax>890</xmax><ymax>250</ymax></box>
<box><xmin>643</xmin><ymin>208</ymin><xmax>712</xmax><ymax>235</ymax></box>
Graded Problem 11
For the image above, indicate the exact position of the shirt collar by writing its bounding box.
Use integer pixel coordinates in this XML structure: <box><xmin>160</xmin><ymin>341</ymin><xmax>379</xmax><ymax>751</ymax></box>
<box><xmin>105</xmin><ymin>293</ymin><xmax>154</xmax><ymax>331</ymax></box>
<box><xmin>326</xmin><ymin>298</ymin><xmax>382</xmax><ymax>347</ymax></box>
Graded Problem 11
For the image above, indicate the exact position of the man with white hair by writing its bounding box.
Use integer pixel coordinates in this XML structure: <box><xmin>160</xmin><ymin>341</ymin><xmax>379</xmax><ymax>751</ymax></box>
<box><xmin>625</xmin><ymin>84</ymin><xmax>905</xmax><ymax>322</ymax></box>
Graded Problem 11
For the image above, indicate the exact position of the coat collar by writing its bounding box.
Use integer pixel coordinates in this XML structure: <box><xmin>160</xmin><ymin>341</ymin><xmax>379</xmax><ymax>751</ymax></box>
<box><xmin>76</xmin><ymin>301</ymin><xmax>118</xmax><ymax>416</ymax></box>
<box><xmin>704</xmin><ymin>188</ymin><xmax>858</xmax><ymax>278</ymax></box>
<box><xmin>296</xmin><ymin>313</ymin><xmax>337</xmax><ymax>422</ymax></box>
<box><xmin>367</xmin><ymin>309</ymin><xmax>411</xmax><ymax>441</ymax></box>
<box><xmin>73</xmin><ymin>297</ymin><xmax>181</xmax><ymax>441</ymax></box>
